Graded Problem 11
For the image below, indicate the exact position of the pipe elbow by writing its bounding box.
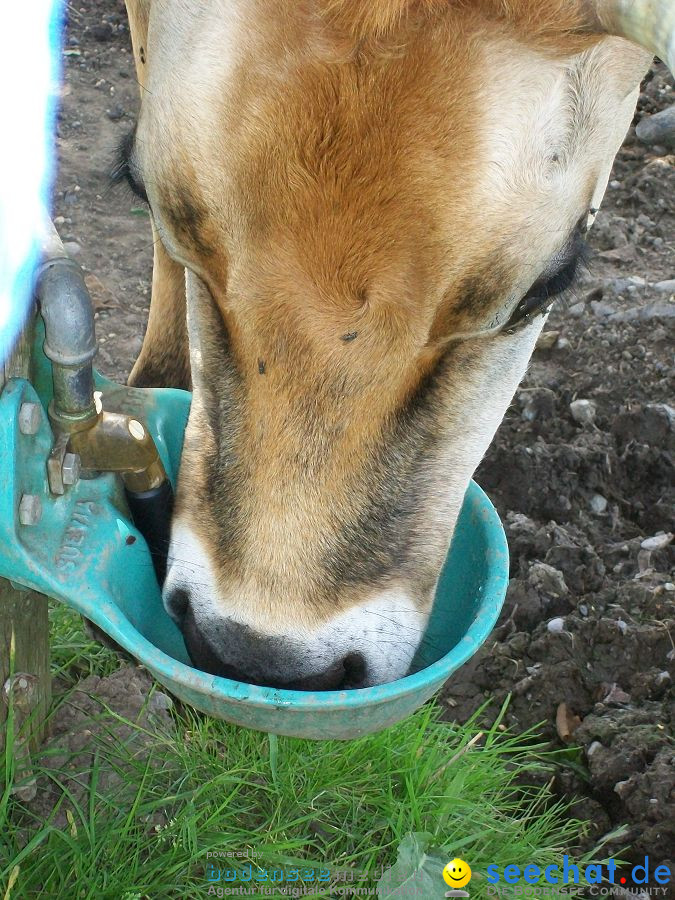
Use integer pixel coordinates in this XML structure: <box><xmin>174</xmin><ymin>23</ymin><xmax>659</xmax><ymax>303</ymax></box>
<box><xmin>37</xmin><ymin>256</ymin><xmax>97</xmax><ymax>368</ymax></box>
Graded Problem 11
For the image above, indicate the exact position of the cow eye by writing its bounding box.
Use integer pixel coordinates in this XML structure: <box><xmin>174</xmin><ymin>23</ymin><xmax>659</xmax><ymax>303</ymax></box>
<box><xmin>503</xmin><ymin>239</ymin><xmax>588</xmax><ymax>333</ymax></box>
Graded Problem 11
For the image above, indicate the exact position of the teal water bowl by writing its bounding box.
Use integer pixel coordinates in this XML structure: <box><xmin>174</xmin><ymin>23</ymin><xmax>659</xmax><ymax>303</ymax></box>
<box><xmin>142</xmin><ymin>478</ymin><xmax>508</xmax><ymax>740</ymax></box>
<box><xmin>0</xmin><ymin>355</ymin><xmax>509</xmax><ymax>740</ymax></box>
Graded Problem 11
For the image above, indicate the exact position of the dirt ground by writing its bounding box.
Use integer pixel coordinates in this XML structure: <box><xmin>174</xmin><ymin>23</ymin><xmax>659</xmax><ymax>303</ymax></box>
<box><xmin>54</xmin><ymin>0</ymin><xmax>674</xmax><ymax>883</ymax></box>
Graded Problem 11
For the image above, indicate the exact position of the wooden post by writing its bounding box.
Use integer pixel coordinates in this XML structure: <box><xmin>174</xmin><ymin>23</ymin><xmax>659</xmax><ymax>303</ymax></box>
<box><xmin>0</xmin><ymin>309</ymin><xmax>51</xmax><ymax>765</ymax></box>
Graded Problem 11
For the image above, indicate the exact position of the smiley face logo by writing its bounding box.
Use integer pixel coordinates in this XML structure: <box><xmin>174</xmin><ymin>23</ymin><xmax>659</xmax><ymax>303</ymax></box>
<box><xmin>443</xmin><ymin>858</ymin><xmax>472</xmax><ymax>890</ymax></box>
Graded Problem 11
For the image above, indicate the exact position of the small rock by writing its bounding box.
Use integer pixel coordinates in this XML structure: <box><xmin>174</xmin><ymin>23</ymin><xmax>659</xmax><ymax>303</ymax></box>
<box><xmin>652</xmin><ymin>279</ymin><xmax>675</xmax><ymax>294</ymax></box>
<box><xmin>547</xmin><ymin>617</ymin><xmax>565</xmax><ymax>634</ymax></box>
<box><xmin>650</xmin><ymin>144</ymin><xmax>668</xmax><ymax>156</ymax></box>
<box><xmin>569</xmin><ymin>398</ymin><xmax>596</xmax><ymax>426</ymax></box>
<box><xmin>637</xmin><ymin>549</ymin><xmax>653</xmax><ymax>574</ymax></box>
<box><xmin>642</xmin><ymin>301</ymin><xmax>675</xmax><ymax>320</ymax></box>
<box><xmin>90</xmin><ymin>23</ymin><xmax>114</xmax><ymax>42</ymax></box>
<box><xmin>148</xmin><ymin>692</ymin><xmax>173</xmax><ymax>712</ymax></box>
<box><xmin>520</xmin><ymin>390</ymin><xmax>555</xmax><ymax>422</ymax></box>
<box><xmin>614</xmin><ymin>778</ymin><xmax>631</xmax><ymax>798</ymax></box>
<box><xmin>528</xmin><ymin>562</ymin><xmax>568</xmax><ymax>597</ymax></box>
<box><xmin>106</xmin><ymin>105</ymin><xmax>125</xmax><ymax>121</ymax></box>
<box><xmin>635</xmin><ymin>105</ymin><xmax>675</xmax><ymax>149</ymax></box>
<box><xmin>590</xmin><ymin>300</ymin><xmax>615</xmax><ymax>318</ymax></box>
<box><xmin>605</xmin><ymin>276</ymin><xmax>646</xmax><ymax>296</ymax></box>
<box><xmin>604</xmin><ymin>278</ymin><xmax>630</xmax><ymax>297</ymax></box>
<box><xmin>602</xmin><ymin>683</ymin><xmax>631</xmax><ymax>705</ymax></box>
<box><xmin>599</xmin><ymin>246</ymin><xmax>637</xmax><ymax>262</ymax></box>
<box><xmin>590</xmin><ymin>494</ymin><xmax>608</xmax><ymax>515</ymax></box>
<box><xmin>535</xmin><ymin>330</ymin><xmax>559</xmax><ymax>351</ymax></box>
<box><xmin>613</xmin><ymin>403</ymin><xmax>674</xmax><ymax>449</ymax></box>
<box><xmin>640</xmin><ymin>532</ymin><xmax>673</xmax><ymax>552</ymax></box>
<box><xmin>62</xmin><ymin>241</ymin><xmax>81</xmax><ymax>257</ymax></box>
<box><xmin>578</xmin><ymin>604</ymin><xmax>589</xmax><ymax>617</ymax></box>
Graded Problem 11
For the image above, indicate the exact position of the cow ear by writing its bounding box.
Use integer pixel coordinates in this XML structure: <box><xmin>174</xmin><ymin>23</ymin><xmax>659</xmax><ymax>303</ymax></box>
<box><xmin>124</xmin><ymin>0</ymin><xmax>152</xmax><ymax>91</ymax></box>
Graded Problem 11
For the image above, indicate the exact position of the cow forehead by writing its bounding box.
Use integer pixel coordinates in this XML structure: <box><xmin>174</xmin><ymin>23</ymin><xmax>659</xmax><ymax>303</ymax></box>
<box><xmin>138</xmin><ymin>3</ymin><xmax>648</xmax><ymax>314</ymax></box>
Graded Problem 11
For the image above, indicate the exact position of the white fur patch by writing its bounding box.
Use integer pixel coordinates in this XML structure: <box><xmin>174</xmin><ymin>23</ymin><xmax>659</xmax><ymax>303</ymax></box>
<box><xmin>164</xmin><ymin>524</ymin><xmax>426</xmax><ymax>684</ymax></box>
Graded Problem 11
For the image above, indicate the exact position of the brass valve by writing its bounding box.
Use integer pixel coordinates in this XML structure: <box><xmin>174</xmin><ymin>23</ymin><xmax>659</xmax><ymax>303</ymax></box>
<box><xmin>48</xmin><ymin>393</ymin><xmax>167</xmax><ymax>495</ymax></box>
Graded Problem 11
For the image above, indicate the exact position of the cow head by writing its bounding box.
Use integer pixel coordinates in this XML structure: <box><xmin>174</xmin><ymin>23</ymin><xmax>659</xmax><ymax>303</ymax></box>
<box><xmin>120</xmin><ymin>0</ymin><xmax>672</xmax><ymax>688</ymax></box>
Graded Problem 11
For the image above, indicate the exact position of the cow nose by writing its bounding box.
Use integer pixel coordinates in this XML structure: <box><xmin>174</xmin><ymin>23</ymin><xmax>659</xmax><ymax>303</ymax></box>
<box><xmin>215</xmin><ymin>652</ymin><xmax>367</xmax><ymax>691</ymax></box>
<box><xmin>166</xmin><ymin>594</ymin><xmax>368</xmax><ymax>690</ymax></box>
<box><xmin>164</xmin><ymin>587</ymin><xmax>190</xmax><ymax>626</ymax></box>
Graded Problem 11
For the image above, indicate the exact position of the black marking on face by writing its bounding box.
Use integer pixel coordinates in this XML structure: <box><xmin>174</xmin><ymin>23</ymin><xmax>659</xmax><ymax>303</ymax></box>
<box><xmin>162</xmin><ymin>184</ymin><xmax>213</xmax><ymax>257</ymax></box>
<box><xmin>318</xmin><ymin>345</ymin><xmax>464</xmax><ymax>592</ymax></box>
<box><xmin>450</xmin><ymin>260</ymin><xmax>513</xmax><ymax>320</ymax></box>
<box><xmin>190</xmin><ymin>289</ymin><xmax>249</xmax><ymax>559</ymax></box>
<box><xmin>451</xmin><ymin>223</ymin><xmax>588</xmax><ymax>325</ymax></box>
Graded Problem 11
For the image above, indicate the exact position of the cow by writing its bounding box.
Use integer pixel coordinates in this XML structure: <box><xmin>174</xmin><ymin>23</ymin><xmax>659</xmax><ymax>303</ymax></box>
<box><xmin>116</xmin><ymin>0</ymin><xmax>673</xmax><ymax>690</ymax></box>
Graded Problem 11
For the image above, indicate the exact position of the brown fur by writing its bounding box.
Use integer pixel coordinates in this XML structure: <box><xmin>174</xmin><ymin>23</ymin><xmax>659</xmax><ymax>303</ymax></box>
<box><xmin>318</xmin><ymin>0</ymin><xmax>597</xmax><ymax>51</ymax></box>
<box><xmin>128</xmin><ymin>229</ymin><xmax>191</xmax><ymax>390</ymax></box>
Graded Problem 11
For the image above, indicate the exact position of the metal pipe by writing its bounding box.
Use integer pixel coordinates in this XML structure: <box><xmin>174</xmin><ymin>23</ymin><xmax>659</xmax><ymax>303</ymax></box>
<box><xmin>34</xmin><ymin>219</ymin><xmax>173</xmax><ymax>570</ymax></box>
<box><xmin>36</xmin><ymin>219</ymin><xmax>97</xmax><ymax>426</ymax></box>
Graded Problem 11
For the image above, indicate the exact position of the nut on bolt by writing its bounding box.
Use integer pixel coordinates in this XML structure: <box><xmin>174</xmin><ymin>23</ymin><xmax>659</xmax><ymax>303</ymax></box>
<box><xmin>18</xmin><ymin>402</ymin><xmax>41</xmax><ymax>435</ymax></box>
<box><xmin>19</xmin><ymin>494</ymin><xmax>42</xmax><ymax>526</ymax></box>
<box><xmin>62</xmin><ymin>452</ymin><xmax>81</xmax><ymax>486</ymax></box>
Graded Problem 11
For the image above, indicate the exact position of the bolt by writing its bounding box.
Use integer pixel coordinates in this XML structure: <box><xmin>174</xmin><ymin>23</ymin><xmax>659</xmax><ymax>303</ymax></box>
<box><xmin>18</xmin><ymin>494</ymin><xmax>42</xmax><ymax>526</ymax></box>
<box><xmin>128</xmin><ymin>419</ymin><xmax>145</xmax><ymax>440</ymax></box>
<box><xmin>18</xmin><ymin>402</ymin><xmax>40</xmax><ymax>435</ymax></box>
<box><xmin>62</xmin><ymin>452</ymin><xmax>81</xmax><ymax>486</ymax></box>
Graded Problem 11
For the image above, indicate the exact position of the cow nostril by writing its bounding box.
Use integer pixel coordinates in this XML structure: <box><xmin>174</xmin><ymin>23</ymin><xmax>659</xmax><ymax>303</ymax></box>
<box><xmin>342</xmin><ymin>652</ymin><xmax>367</xmax><ymax>688</ymax></box>
<box><xmin>165</xmin><ymin>588</ymin><xmax>190</xmax><ymax>626</ymax></box>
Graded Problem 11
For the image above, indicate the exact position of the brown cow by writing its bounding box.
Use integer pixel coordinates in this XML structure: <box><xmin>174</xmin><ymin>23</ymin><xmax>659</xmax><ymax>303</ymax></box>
<box><xmin>116</xmin><ymin>0</ymin><xmax>673</xmax><ymax>688</ymax></box>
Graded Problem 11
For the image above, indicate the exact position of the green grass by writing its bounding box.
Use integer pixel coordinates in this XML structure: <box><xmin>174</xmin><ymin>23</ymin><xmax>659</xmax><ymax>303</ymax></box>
<box><xmin>0</xmin><ymin>604</ymin><xmax>589</xmax><ymax>899</ymax></box>
<box><xmin>48</xmin><ymin>603</ymin><xmax>122</xmax><ymax>685</ymax></box>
